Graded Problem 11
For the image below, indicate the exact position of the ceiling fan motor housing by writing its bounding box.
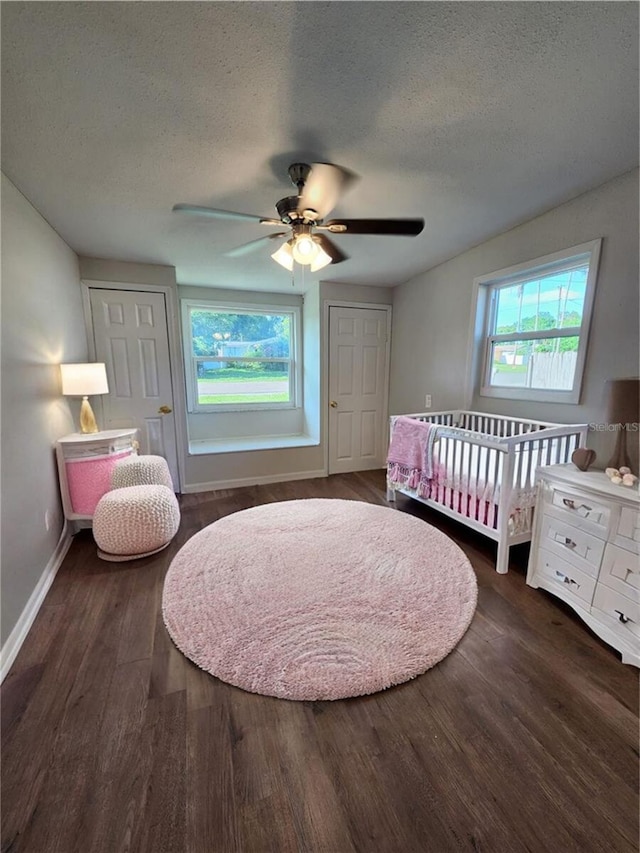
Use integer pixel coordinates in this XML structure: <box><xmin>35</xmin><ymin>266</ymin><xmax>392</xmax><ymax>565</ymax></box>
<box><xmin>275</xmin><ymin>195</ymin><xmax>300</xmax><ymax>224</ymax></box>
<box><xmin>275</xmin><ymin>195</ymin><xmax>318</xmax><ymax>225</ymax></box>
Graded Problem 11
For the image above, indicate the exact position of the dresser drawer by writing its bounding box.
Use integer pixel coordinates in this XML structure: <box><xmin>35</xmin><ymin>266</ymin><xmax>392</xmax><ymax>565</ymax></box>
<box><xmin>547</xmin><ymin>487</ymin><xmax>610</xmax><ymax>538</ymax></box>
<box><xmin>614</xmin><ymin>506</ymin><xmax>640</xmax><ymax>556</ymax></box>
<box><xmin>540</xmin><ymin>515</ymin><xmax>605</xmax><ymax>578</ymax></box>
<box><xmin>531</xmin><ymin>548</ymin><xmax>596</xmax><ymax>607</ymax></box>
<box><xmin>592</xmin><ymin>584</ymin><xmax>640</xmax><ymax>643</ymax></box>
<box><xmin>600</xmin><ymin>543</ymin><xmax>640</xmax><ymax>599</ymax></box>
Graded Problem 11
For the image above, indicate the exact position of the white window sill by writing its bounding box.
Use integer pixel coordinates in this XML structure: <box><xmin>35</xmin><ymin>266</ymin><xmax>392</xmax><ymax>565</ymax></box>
<box><xmin>480</xmin><ymin>386</ymin><xmax>580</xmax><ymax>404</ymax></box>
<box><xmin>188</xmin><ymin>434</ymin><xmax>319</xmax><ymax>456</ymax></box>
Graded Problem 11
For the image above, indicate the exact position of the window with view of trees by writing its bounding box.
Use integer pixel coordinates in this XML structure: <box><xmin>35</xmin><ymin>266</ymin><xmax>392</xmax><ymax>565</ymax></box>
<box><xmin>182</xmin><ymin>302</ymin><xmax>300</xmax><ymax>411</ymax></box>
<box><xmin>477</xmin><ymin>240</ymin><xmax>601</xmax><ymax>403</ymax></box>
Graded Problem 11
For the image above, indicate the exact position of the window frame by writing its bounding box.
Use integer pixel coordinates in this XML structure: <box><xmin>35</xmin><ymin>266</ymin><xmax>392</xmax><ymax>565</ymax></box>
<box><xmin>474</xmin><ymin>239</ymin><xmax>601</xmax><ymax>404</ymax></box>
<box><xmin>181</xmin><ymin>300</ymin><xmax>302</xmax><ymax>413</ymax></box>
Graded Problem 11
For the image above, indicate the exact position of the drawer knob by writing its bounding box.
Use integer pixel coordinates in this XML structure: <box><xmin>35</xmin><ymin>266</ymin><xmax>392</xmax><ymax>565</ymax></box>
<box><xmin>564</xmin><ymin>537</ymin><xmax>577</xmax><ymax>549</ymax></box>
<box><xmin>614</xmin><ymin>610</ymin><xmax>631</xmax><ymax>625</ymax></box>
<box><xmin>562</xmin><ymin>498</ymin><xmax>593</xmax><ymax>516</ymax></box>
<box><xmin>555</xmin><ymin>570</ymin><xmax>580</xmax><ymax>589</ymax></box>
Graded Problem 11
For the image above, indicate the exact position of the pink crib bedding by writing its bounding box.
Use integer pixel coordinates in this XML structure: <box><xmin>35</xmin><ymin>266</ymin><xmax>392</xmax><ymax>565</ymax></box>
<box><xmin>388</xmin><ymin>432</ymin><xmax>543</xmax><ymax>533</ymax></box>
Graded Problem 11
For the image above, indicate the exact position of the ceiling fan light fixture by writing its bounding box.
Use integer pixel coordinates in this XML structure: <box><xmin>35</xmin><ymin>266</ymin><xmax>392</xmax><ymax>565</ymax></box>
<box><xmin>310</xmin><ymin>239</ymin><xmax>332</xmax><ymax>272</ymax></box>
<box><xmin>291</xmin><ymin>232</ymin><xmax>318</xmax><ymax>265</ymax></box>
<box><xmin>271</xmin><ymin>240</ymin><xmax>294</xmax><ymax>271</ymax></box>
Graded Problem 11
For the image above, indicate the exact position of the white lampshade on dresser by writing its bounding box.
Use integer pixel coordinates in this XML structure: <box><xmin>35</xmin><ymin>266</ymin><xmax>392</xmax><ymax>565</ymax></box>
<box><xmin>60</xmin><ymin>362</ymin><xmax>109</xmax><ymax>434</ymax></box>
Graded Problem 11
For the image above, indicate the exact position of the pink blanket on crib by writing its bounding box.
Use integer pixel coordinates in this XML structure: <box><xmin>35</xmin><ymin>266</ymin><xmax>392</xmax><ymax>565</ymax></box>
<box><xmin>387</xmin><ymin>417</ymin><xmax>437</xmax><ymax>497</ymax></box>
<box><xmin>388</xmin><ymin>429</ymin><xmax>538</xmax><ymax>532</ymax></box>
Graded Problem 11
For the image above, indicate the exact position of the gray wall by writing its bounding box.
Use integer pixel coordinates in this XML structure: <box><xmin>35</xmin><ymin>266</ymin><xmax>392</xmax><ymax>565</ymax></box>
<box><xmin>390</xmin><ymin>169</ymin><xmax>639</xmax><ymax>469</ymax></box>
<box><xmin>1</xmin><ymin>174</ymin><xmax>87</xmax><ymax>645</ymax></box>
<box><xmin>79</xmin><ymin>257</ymin><xmax>176</xmax><ymax>288</ymax></box>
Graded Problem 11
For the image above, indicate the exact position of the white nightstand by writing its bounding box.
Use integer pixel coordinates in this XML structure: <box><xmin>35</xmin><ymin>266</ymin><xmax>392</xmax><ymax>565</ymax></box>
<box><xmin>527</xmin><ymin>464</ymin><xmax>640</xmax><ymax>666</ymax></box>
<box><xmin>56</xmin><ymin>429</ymin><xmax>138</xmax><ymax>527</ymax></box>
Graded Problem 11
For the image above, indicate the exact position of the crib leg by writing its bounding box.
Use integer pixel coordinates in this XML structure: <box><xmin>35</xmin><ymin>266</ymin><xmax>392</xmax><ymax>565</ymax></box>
<box><xmin>495</xmin><ymin>539</ymin><xmax>510</xmax><ymax>574</ymax></box>
<box><xmin>386</xmin><ymin>485</ymin><xmax>396</xmax><ymax>502</ymax></box>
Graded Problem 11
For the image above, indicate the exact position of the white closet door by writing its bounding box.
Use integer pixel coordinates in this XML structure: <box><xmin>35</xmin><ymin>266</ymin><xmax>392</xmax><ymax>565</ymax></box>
<box><xmin>328</xmin><ymin>306</ymin><xmax>390</xmax><ymax>474</ymax></box>
<box><xmin>90</xmin><ymin>288</ymin><xmax>180</xmax><ymax>489</ymax></box>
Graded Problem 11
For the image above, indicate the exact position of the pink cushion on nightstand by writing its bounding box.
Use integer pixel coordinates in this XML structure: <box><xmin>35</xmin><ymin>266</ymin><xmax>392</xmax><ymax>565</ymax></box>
<box><xmin>66</xmin><ymin>449</ymin><xmax>134</xmax><ymax>515</ymax></box>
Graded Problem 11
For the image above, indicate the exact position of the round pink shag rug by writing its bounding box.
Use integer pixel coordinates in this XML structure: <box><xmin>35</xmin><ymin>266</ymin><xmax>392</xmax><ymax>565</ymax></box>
<box><xmin>162</xmin><ymin>499</ymin><xmax>477</xmax><ymax>701</ymax></box>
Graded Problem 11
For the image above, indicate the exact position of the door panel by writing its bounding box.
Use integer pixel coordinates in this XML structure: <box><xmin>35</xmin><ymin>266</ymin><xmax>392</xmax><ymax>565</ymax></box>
<box><xmin>328</xmin><ymin>306</ymin><xmax>390</xmax><ymax>474</ymax></box>
<box><xmin>361</xmin><ymin>410</ymin><xmax>377</xmax><ymax>457</ymax></box>
<box><xmin>109</xmin><ymin>338</ymin><xmax>132</xmax><ymax>396</ymax></box>
<box><xmin>362</xmin><ymin>346</ymin><xmax>379</xmax><ymax>394</ymax></box>
<box><xmin>89</xmin><ymin>288</ymin><xmax>180</xmax><ymax>489</ymax></box>
<box><xmin>139</xmin><ymin>338</ymin><xmax>160</xmax><ymax>397</ymax></box>
<box><xmin>338</xmin><ymin>346</ymin><xmax>355</xmax><ymax>394</ymax></box>
<box><xmin>336</xmin><ymin>411</ymin><xmax>354</xmax><ymax>460</ymax></box>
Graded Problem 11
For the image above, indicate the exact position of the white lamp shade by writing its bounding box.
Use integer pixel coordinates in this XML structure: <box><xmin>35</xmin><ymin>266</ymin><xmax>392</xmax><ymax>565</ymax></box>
<box><xmin>310</xmin><ymin>241</ymin><xmax>332</xmax><ymax>271</ymax></box>
<box><xmin>271</xmin><ymin>241</ymin><xmax>294</xmax><ymax>271</ymax></box>
<box><xmin>272</xmin><ymin>234</ymin><xmax>333</xmax><ymax>271</ymax></box>
<box><xmin>60</xmin><ymin>362</ymin><xmax>109</xmax><ymax>396</ymax></box>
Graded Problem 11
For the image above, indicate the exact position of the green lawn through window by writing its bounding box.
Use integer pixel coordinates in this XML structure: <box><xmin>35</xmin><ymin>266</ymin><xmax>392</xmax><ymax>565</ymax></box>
<box><xmin>197</xmin><ymin>366</ymin><xmax>289</xmax><ymax>405</ymax></box>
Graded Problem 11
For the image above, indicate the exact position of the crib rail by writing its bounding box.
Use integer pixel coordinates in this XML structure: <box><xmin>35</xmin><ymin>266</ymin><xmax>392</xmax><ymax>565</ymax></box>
<box><xmin>392</xmin><ymin>411</ymin><xmax>587</xmax><ymax>448</ymax></box>
<box><xmin>396</xmin><ymin>411</ymin><xmax>458</xmax><ymax>427</ymax></box>
<box><xmin>457</xmin><ymin>411</ymin><xmax>558</xmax><ymax>435</ymax></box>
<box><xmin>396</xmin><ymin>410</ymin><xmax>573</xmax><ymax>433</ymax></box>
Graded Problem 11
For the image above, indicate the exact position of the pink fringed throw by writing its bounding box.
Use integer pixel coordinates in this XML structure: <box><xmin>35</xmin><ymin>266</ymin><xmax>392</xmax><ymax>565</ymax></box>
<box><xmin>387</xmin><ymin>416</ymin><xmax>437</xmax><ymax>497</ymax></box>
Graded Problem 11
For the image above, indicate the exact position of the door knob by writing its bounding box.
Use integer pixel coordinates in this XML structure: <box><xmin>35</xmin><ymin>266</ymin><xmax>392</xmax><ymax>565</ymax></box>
<box><xmin>330</xmin><ymin>400</ymin><xmax>338</xmax><ymax>408</ymax></box>
<box><xmin>158</xmin><ymin>405</ymin><xmax>173</xmax><ymax>414</ymax></box>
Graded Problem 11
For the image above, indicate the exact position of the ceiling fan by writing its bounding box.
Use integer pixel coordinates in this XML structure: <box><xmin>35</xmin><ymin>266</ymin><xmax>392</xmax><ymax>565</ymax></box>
<box><xmin>172</xmin><ymin>162</ymin><xmax>424</xmax><ymax>272</ymax></box>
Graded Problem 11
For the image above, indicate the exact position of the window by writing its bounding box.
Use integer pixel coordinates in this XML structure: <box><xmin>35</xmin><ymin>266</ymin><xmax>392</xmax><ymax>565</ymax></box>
<box><xmin>181</xmin><ymin>301</ymin><xmax>301</xmax><ymax>412</ymax></box>
<box><xmin>475</xmin><ymin>240</ymin><xmax>601</xmax><ymax>404</ymax></box>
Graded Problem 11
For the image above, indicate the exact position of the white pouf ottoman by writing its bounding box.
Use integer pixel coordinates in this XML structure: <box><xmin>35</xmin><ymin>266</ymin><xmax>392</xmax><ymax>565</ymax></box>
<box><xmin>111</xmin><ymin>454</ymin><xmax>174</xmax><ymax>490</ymax></box>
<box><xmin>93</xmin><ymin>484</ymin><xmax>180</xmax><ymax>561</ymax></box>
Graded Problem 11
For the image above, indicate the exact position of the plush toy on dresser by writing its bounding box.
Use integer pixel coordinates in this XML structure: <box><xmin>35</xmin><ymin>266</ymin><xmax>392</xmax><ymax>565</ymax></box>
<box><xmin>605</xmin><ymin>467</ymin><xmax>638</xmax><ymax>488</ymax></box>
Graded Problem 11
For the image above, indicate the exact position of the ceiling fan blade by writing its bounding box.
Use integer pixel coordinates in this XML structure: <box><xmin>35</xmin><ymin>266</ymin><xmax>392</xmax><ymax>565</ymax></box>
<box><xmin>225</xmin><ymin>232</ymin><xmax>287</xmax><ymax>258</ymax></box>
<box><xmin>324</xmin><ymin>218</ymin><xmax>424</xmax><ymax>236</ymax></box>
<box><xmin>298</xmin><ymin>163</ymin><xmax>357</xmax><ymax>220</ymax></box>
<box><xmin>314</xmin><ymin>233</ymin><xmax>349</xmax><ymax>264</ymax></box>
<box><xmin>173</xmin><ymin>203</ymin><xmax>279</xmax><ymax>225</ymax></box>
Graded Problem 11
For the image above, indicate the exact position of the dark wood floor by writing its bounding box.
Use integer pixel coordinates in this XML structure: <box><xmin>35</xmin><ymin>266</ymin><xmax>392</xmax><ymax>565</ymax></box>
<box><xmin>2</xmin><ymin>471</ymin><xmax>638</xmax><ymax>853</ymax></box>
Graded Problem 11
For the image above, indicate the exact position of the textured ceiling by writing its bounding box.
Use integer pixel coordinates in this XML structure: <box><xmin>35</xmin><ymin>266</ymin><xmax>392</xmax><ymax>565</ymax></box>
<box><xmin>1</xmin><ymin>2</ymin><xmax>638</xmax><ymax>293</ymax></box>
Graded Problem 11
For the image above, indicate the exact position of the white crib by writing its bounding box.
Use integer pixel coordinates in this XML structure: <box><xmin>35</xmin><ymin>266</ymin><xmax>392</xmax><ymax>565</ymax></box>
<box><xmin>387</xmin><ymin>411</ymin><xmax>588</xmax><ymax>574</ymax></box>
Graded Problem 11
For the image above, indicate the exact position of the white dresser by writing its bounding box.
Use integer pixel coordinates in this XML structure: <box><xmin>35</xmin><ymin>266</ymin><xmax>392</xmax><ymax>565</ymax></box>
<box><xmin>527</xmin><ymin>464</ymin><xmax>640</xmax><ymax>666</ymax></box>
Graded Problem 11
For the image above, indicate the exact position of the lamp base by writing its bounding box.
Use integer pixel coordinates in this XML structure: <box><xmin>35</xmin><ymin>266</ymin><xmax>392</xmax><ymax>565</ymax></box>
<box><xmin>607</xmin><ymin>427</ymin><xmax>631</xmax><ymax>471</ymax></box>
<box><xmin>80</xmin><ymin>396</ymin><xmax>99</xmax><ymax>434</ymax></box>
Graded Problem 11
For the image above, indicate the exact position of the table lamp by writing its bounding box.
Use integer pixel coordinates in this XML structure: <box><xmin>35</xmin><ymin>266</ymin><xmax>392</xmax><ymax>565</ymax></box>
<box><xmin>60</xmin><ymin>363</ymin><xmax>109</xmax><ymax>434</ymax></box>
<box><xmin>605</xmin><ymin>377</ymin><xmax>640</xmax><ymax>472</ymax></box>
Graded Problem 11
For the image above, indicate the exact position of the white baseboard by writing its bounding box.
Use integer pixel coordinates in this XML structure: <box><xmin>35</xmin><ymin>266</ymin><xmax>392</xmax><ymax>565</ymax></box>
<box><xmin>1</xmin><ymin>524</ymin><xmax>73</xmax><ymax>683</ymax></box>
<box><xmin>182</xmin><ymin>468</ymin><xmax>328</xmax><ymax>494</ymax></box>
